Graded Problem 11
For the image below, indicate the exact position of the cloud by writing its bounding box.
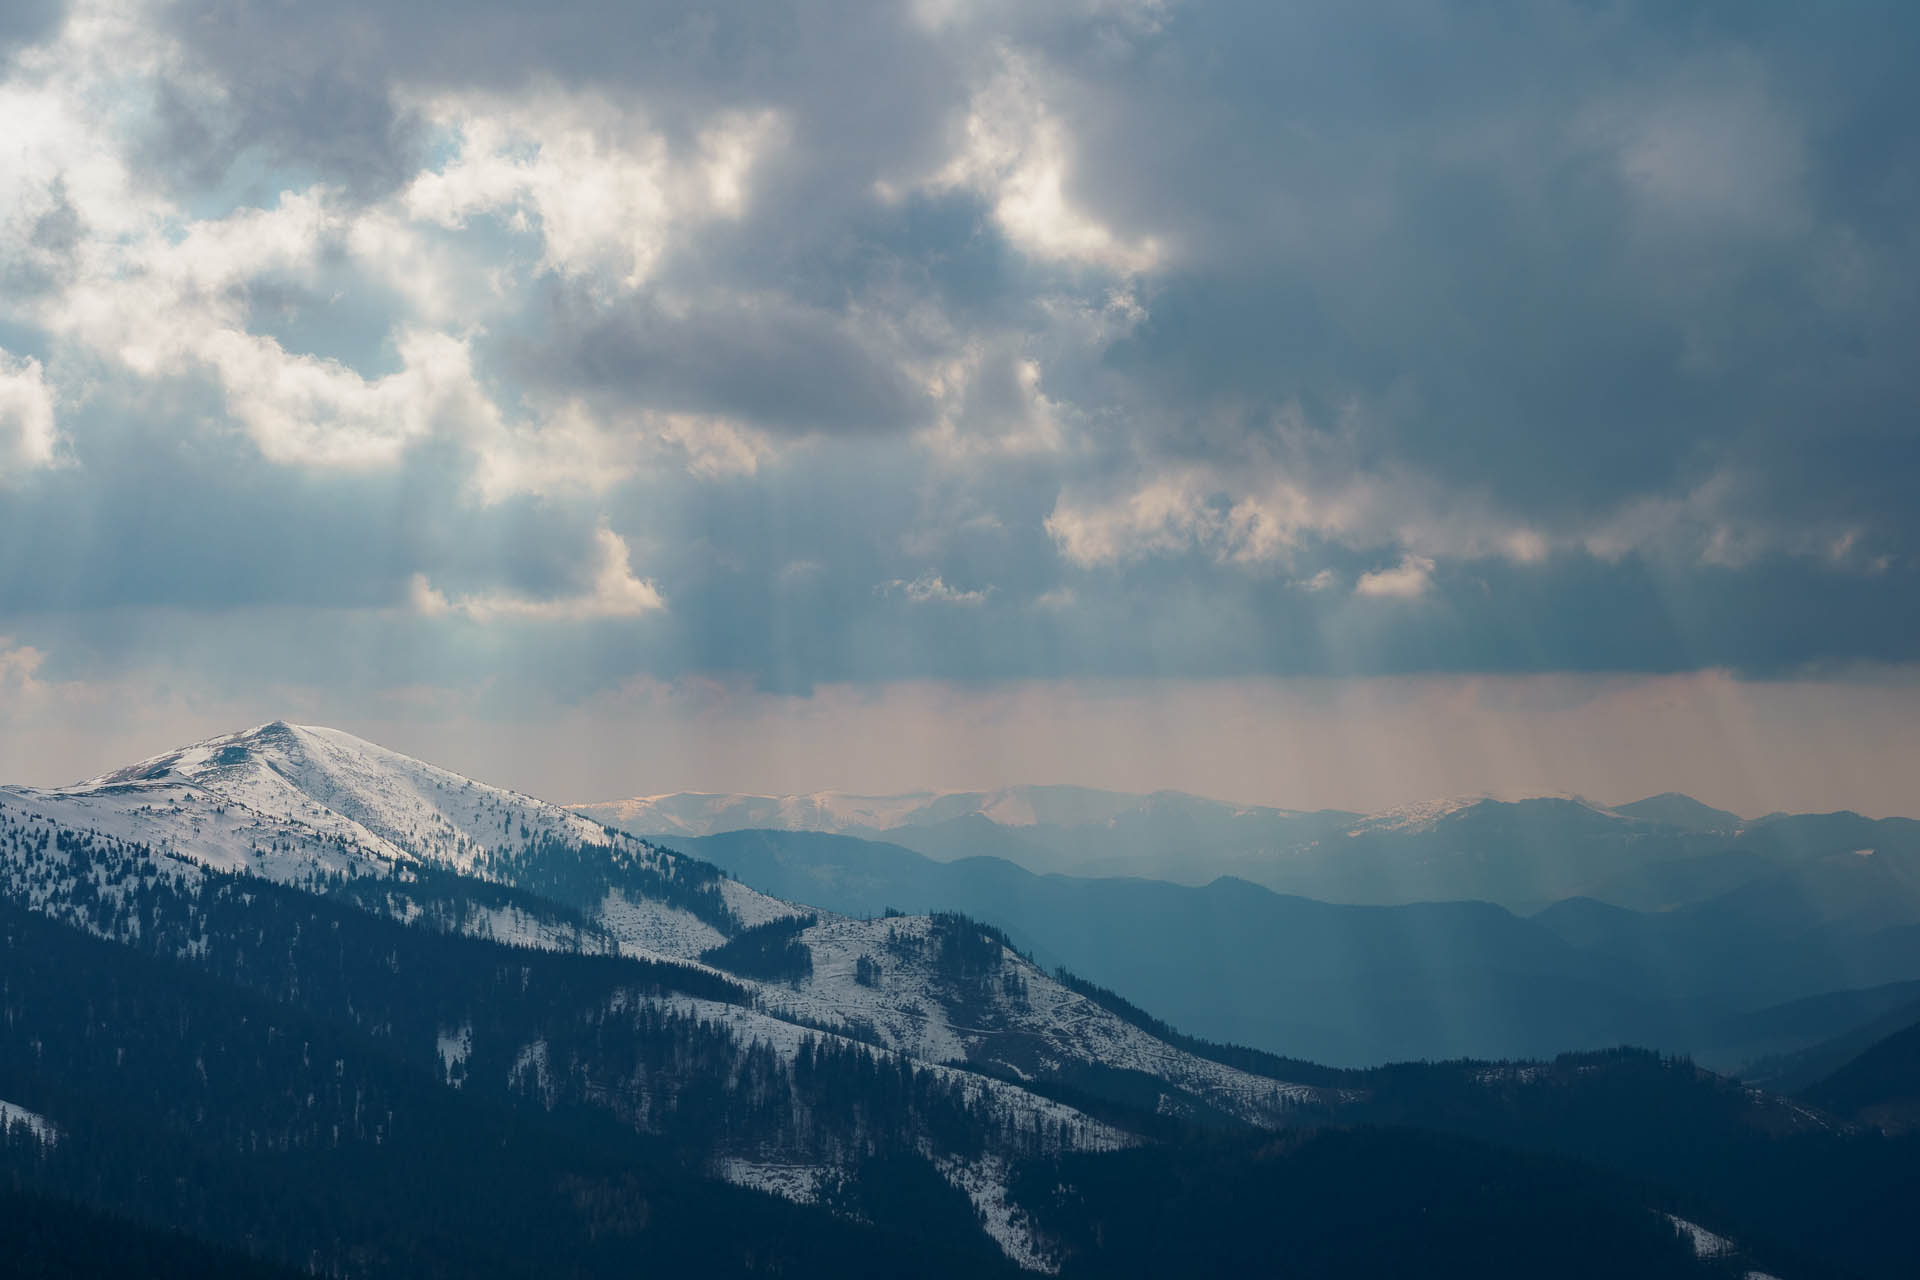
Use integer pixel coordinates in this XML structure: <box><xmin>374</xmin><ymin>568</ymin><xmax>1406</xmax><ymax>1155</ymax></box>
<box><xmin>1354</xmin><ymin>555</ymin><xmax>1435</xmax><ymax>600</ymax></box>
<box><xmin>30</xmin><ymin>173</ymin><xmax>505</xmax><ymax>470</ymax></box>
<box><xmin>0</xmin><ymin>349</ymin><xmax>58</xmax><ymax>478</ymax></box>
<box><xmin>0</xmin><ymin>637</ymin><xmax>48</xmax><ymax>694</ymax></box>
<box><xmin>1297</xmin><ymin>569</ymin><xmax>1339</xmax><ymax>593</ymax></box>
<box><xmin>1041</xmin><ymin>435</ymin><xmax>1550</xmax><ymax>573</ymax></box>
<box><xmin>916</xmin><ymin>49</ymin><xmax>1162</xmax><ymax>274</ymax></box>
<box><xmin>0</xmin><ymin>0</ymin><xmax>1917</xmax><ymax>708</ymax></box>
<box><xmin>1581</xmin><ymin>55</ymin><xmax>1806</xmax><ymax>236</ymax></box>
<box><xmin>411</xmin><ymin>524</ymin><xmax>664</xmax><ymax>622</ymax></box>
<box><xmin>1032</xmin><ymin>586</ymin><xmax>1076</xmax><ymax>610</ymax></box>
<box><xmin>403</xmin><ymin>91</ymin><xmax>785</xmax><ymax>290</ymax></box>
<box><xmin>878</xmin><ymin>572</ymin><xmax>993</xmax><ymax>606</ymax></box>
<box><xmin>1046</xmin><ymin>464</ymin><xmax>1336</xmax><ymax>568</ymax></box>
<box><xmin>0</xmin><ymin>1</ymin><xmax>62</xmax><ymax>57</ymax></box>
<box><xmin>532</xmin><ymin>288</ymin><xmax>936</xmax><ymax>437</ymax></box>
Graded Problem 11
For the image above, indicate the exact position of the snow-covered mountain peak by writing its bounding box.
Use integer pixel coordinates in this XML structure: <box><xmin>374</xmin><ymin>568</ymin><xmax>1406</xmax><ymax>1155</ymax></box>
<box><xmin>62</xmin><ymin>720</ymin><xmax>620</xmax><ymax>875</ymax></box>
<box><xmin>5</xmin><ymin>720</ymin><xmax>810</xmax><ymax>963</ymax></box>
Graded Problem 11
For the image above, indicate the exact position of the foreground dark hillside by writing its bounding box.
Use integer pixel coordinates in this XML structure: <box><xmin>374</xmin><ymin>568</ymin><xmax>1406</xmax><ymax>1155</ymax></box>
<box><xmin>1020</xmin><ymin>1129</ymin><xmax>1723</xmax><ymax>1280</ymax></box>
<box><xmin>0</xmin><ymin>899</ymin><xmax>1014</xmax><ymax>1279</ymax></box>
<box><xmin>0</xmin><ymin>1188</ymin><xmax>301</xmax><ymax>1280</ymax></box>
<box><xmin>8</xmin><ymin>881</ymin><xmax>1918</xmax><ymax>1277</ymax></box>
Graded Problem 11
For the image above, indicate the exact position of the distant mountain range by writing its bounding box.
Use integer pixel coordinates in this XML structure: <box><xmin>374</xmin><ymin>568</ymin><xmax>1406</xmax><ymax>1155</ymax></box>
<box><xmin>575</xmin><ymin>785</ymin><xmax>1915</xmax><ymax>914</ymax></box>
<box><xmin>4</xmin><ymin>725</ymin><xmax>1918</xmax><ymax>1276</ymax></box>
<box><xmin>657</xmin><ymin>826</ymin><xmax>1920</xmax><ymax>1069</ymax></box>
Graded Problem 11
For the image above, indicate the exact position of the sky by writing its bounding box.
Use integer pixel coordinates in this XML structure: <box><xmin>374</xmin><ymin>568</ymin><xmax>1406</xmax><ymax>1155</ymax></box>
<box><xmin>1</xmin><ymin>1</ymin><xmax>1916</xmax><ymax>815</ymax></box>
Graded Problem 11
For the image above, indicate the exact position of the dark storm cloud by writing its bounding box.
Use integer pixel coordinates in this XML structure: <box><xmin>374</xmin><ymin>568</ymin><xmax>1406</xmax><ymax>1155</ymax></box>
<box><xmin>522</xmin><ymin>288</ymin><xmax>937</xmax><ymax>435</ymax></box>
<box><xmin>142</xmin><ymin>0</ymin><xmax>1920</xmax><ymax>516</ymax></box>
<box><xmin>1035</xmin><ymin>0</ymin><xmax>1920</xmax><ymax>536</ymax></box>
<box><xmin>2</xmin><ymin>0</ymin><xmax>1918</xmax><ymax>702</ymax></box>
<box><xmin>144</xmin><ymin>61</ymin><xmax>425</xmax><ymax>200</ymax></box>
<box><xmin>153</xmin><ymin>0</ymin><xmax>961</xmax><ymax>202</ymax></box>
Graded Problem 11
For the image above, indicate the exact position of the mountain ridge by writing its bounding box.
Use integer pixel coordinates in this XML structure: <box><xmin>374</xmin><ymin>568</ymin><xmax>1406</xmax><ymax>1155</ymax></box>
<box><xmin>579</xmin><ymin>784</ymin><xmax>1919</xmax><ymax>917</ymax></box>
<box><xmin>574</xmin><ymin>782</ymin><xmax>1773</xmax><ymax>841</ymax></box>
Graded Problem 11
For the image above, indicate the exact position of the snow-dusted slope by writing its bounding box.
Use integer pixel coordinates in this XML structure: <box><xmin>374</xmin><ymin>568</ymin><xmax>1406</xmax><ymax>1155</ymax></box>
<box><xmin>0</xmin><ymin>1099</ymin><xmax>59</xmax><ymax>1147</ymax></box>
<box><xmin>769</xmin><ymin>913</ymin><xmax>1320</xmax><ymax>1127</ymax></box>
<box><xmin>1</xmin><ymin>723</ymin><xmax>1336</xmax><ymax>1270</ymax></box>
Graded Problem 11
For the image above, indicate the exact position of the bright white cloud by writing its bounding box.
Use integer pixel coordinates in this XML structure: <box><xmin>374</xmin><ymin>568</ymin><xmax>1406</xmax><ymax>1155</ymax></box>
<box><xmin>211</xmin><ymin>326</ymin><xmax>499</xmax><ymax>469</ymax></box>
<box><xmin>0</xmin><ymin>350</ymin><xmax>59</xmax><ymax>479</ymax></box>
<box><xmin>1354</xmin><ymin>555</ymin><xmax>1435</xmax><ymax>599</ymax></box>
<box><xmin>466</xmin><ymin>402</ymin><xmax>773</xmax><ymax>504</ymax></box>
<box><xmin>0</xmin><ymin>2</ymin><xmax>167</xmax><ymax>258</ymax></box>
<box><xmin>32</xmin><ymin>162</ymin><xmax>495</xmax><ymax>469</ymax></box>
<box><xmin>1046</xmin><ymin>456</ymin><xmax>1361</xmax><ymax>568</ymax></box>
<box><xmin>411</xmin><ymin>524</ymin><xmax>665</xmax><ymax>622</ymax></box>
<box><xmin>654</xmin><ymin>411</ymin><xmax>773</xmax><ymax>479</ymax></box>
<box><xmin>405</xmin><ymin>91</ymin><xmax>784</xmax><ymax>290</ymax></box>
<box><xmin>921</xmin><ymin>52</ymin><xmax>1161</xmax><ymax>273</ymax></box>
<box><xmin>4</xmin><ymin>20</ymin><xmax>790</xmax><ymax>494</ymax></box>
<box><xmin>465</xmin><ymin>400</ymin><xmax>637</xmax><ymax>504</ymax></box>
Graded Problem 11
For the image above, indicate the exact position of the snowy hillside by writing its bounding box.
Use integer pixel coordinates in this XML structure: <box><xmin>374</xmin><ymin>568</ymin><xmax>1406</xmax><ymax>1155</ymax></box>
<box><xmin>0</xmin><ymin>722</ymin><xmax>1340</xmax><ymax>1270</ymax></box>
<box><xmin>772</xmin><ymin>913</ymin><xmax>1319</xmax><ymax>1127</ymax></box>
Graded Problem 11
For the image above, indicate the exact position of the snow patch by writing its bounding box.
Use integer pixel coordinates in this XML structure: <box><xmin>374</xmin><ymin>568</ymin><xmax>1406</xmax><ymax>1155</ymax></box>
<box><xmin>938</xmin><ymin>1153</ymin><xmax>1056</xmax><ymax>1273</ymax></box>
<box><xmin>510</xmin><ymin>1039</ymin><xmax>554</xmax><ymax>1104</ymax></box>
<box><xmin>715</xmin><ymin>1157</ymin><xmax>833</xmax><ymax>1205</ymax></box>
<box><xmin>719</xmin><ymin>876</ymin><xmax>809</xmax><ymax>930</ymax></box>
<box><xmin>598</xmin><ymin>888</ymin><xmax>727</xmax><ymax>961</ymax></box>
<box><xmin>0</xmin><ymin>1099</ymin><xmax>58</xmax><ymax>1147</ymax></box>
<box><xmin>1666</xmin><ymin>1214</ymin><xmax>1736</xmax><ymax>1259</ymax></box>
<box><xmin>436</xmin><ymin>1023</ymin><xmax>472</xmax><ymax>1087</ymax></box>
